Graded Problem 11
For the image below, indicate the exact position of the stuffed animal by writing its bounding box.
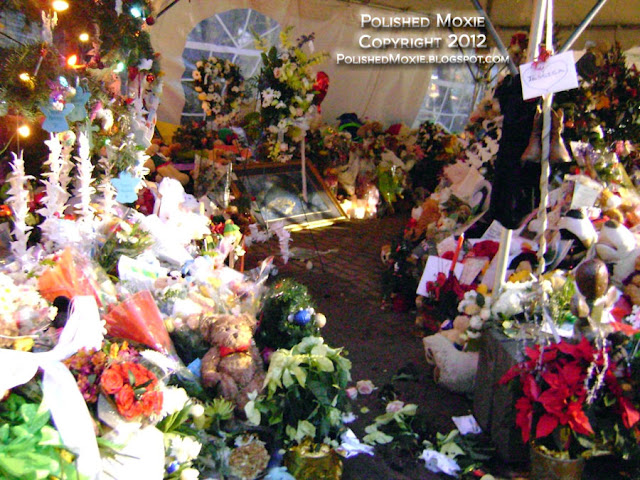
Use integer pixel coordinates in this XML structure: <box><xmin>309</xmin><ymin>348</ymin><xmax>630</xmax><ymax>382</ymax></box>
<box><xmin>595</xmin><ymin>219</ymin><xmax>640</xmax><ymax>283</ymax></box>
<box><xmin>405</xmin><ymin>197</ymin><xmax>441</xmax><ymax>242</ymax></box>
<box><xmin>200</xmin><ymin>313</ymin><xmax>265</xmax><ymax>410</ymax></box>
<box><xmin>438</xmin><ymin>315</ymin><xmax>470</xmax><ymax>347</ymax></box>
<box><xmin>145</xmin><ymin>143</ymin><xmax>190</xmax><ymax>186</ymax></box>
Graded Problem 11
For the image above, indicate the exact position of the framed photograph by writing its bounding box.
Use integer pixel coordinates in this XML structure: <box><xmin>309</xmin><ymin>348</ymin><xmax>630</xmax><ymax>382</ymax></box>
<box><xmin>232</xmin><ymin>161</ymin><xmax>347</xmax><ymax>230</ymax></box>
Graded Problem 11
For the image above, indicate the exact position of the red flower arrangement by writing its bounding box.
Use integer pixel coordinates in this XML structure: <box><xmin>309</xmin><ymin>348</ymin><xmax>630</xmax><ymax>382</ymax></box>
<box><xmin>100</xmin><ymin>361</ymin><xmax>163</xmax><ymax>420</ymax></box>
<box><xmin>500</xmin><ymin>337</ymin><xmax>640</xmax><ymax>458</ymax></box>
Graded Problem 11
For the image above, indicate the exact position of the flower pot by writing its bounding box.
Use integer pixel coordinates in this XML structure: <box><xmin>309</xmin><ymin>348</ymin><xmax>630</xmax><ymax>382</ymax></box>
<box><xmin>283</xmin><ymin>443</ymin><xmax>343</xmax><ymax>480</ymax></box>
<box><xmin>530</xmin><ymin>445</ymin><xmax>585</xmax><ymax>480</ymax></box>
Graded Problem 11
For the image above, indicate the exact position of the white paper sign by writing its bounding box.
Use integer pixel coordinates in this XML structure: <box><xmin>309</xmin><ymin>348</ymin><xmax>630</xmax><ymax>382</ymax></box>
<box><xmin>416</xmin><ymin>256</ymin><xmax>464</xmax><ymax>297</ymax></box>
<box><xmin>519</xmin><ymin>51</ymin><xmax>579</xmax><ymax>100</ymax></box>
<box><xmin>452</xmin><ymin>414</ymin><xmax>482</xmax><ymax>435</ymax></box>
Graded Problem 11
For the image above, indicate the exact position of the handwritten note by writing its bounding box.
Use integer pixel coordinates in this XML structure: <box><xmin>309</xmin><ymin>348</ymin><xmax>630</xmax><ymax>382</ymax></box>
<box><xmin>520</xmin><ymin>51</ymin><xmax>579</xmax><ymax>100</ymax></box>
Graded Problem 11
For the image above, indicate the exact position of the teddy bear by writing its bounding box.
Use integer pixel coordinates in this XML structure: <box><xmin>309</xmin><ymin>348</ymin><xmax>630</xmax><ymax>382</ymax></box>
<box><xmin>200</xmin><ymin>313</ymin><xmax>265</xmax><ymax>410</ymax></box>
<box><xmin>144</xmin><ymin>142</ymin><xmax>191</xmax><ymax>186</ymax></box>
<box><xmin>404</xmin><ymin>197</ymin><xmax>441</xmax><ymax>242</ymax></box>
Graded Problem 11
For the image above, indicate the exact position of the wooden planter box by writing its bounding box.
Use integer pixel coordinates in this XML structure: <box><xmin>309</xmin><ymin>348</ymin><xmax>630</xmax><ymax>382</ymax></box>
<box><xmin>473</xmin><ymin>326</ymin><xmax>529</xmax><ymax>463</ymax></box>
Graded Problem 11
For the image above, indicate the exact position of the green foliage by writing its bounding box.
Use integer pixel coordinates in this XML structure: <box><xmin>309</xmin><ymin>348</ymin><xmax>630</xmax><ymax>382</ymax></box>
<box><xmin>0</xmin><ymin>392</ymin><xmax>81</xmax><ymax>480</ymax></box>
<box><xmin>245</xmin><ymin>336</ymin><xmax>352</xmax><ymax>448</ymax></box>
<box><xmin>255</xmin><ymin>278</ymin><xmax>320</xmax><ymax>351</ymax></box>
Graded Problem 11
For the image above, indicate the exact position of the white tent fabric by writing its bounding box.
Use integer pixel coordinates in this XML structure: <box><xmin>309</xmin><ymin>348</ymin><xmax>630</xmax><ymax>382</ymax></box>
<box><xmin>149</xmin><ymin>0</ymin><xmax>640</xmax><ymax>131</ymax></box>
<box><xmin>150</xmin><ymin>0</ymin><xmax>448</xmax><ymax>130</ymax></box>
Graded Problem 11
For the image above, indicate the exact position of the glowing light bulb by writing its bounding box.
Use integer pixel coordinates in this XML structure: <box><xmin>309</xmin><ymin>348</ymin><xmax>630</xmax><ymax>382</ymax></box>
<box><xmin>17</xmin><ymin>125</ymin><xmax>31</xmax><ymax>138</ymax></box>
<box><xmin>19</xmin><ymin>72</ymin><xmax>31</xmax><ymax>82</ymax></box>
<box><xmin>79</xmin><ymin>32</ymin><xmax>90</xmax><ymax>42</ymax></box>
<box><xmin>130</xmin><ymin>6</ymin><xmax>142</xmax><ymax>18</ymax></box>
<box><xmin>67</xmin><ymin>54</ymin><xmax>78</xmax><ymax>67</ymax></box>
<box><xmin>114</xmin><ymin>62</ymin><xmax>125</xmax><ymax>73</ymax></box>
<box><xmin>52</xmin><ymin>0</ymin><xmax>69</xmax><ymax>12</ymax></box>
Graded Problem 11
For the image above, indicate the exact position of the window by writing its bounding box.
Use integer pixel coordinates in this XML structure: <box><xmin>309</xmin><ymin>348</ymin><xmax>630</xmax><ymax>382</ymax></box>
<box><xmin>412</xmin><ymin>53</ymin><xmax>504</xmax><ymax>133</ymax></box>
<box><xmin>180</xmin><ymin>9</ymin><xmax>280</xmax><ymax>123</ymax></box>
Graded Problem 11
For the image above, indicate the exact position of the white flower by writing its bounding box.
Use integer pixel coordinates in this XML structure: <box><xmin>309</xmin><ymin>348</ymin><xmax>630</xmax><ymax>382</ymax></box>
<box><xmin>356</xmin><ymin>380</ymin><xmax>376</xmax><ymax>395</ymax></box>
<box><xmin>469</xmin><ymin>315</ymin><xmax>483</xmax><ymax>330</ymax></box>
<box><xmin>386</xmin><ymin>400</ymin><xmax>405</xmax><ymax>413</ymax></box>
<box><xmin>467</xmin><ymin>330</ymin><xmax>481</xmax><ymax>339</ymax></box>
<box><xmin>189</xmin><ymin>403</ymin><xmax>205</xmax><ymax>419</ymax></box>
<box><xmin>346</xmin><ymin>387</ymin><xmax>358</xmax><ymax>400</ymax></box>
<box><xmin>160</xmin><ymin>387</ymin><xmax>190</xmax><ymax>418</ymax></box>
<box><xmin>180</xmin><ymin>468</ymin><xmax>199</xmax><ymax>480</ymax></box>
<box><xmin>479</xmin><ymin>307</ymin><xmax>491</xmax><ymax>321</ymax></box>
<box><xmin>169</xmin><ymin>435</ymin><xmax>202</xmax><ymax>464</ymax></box>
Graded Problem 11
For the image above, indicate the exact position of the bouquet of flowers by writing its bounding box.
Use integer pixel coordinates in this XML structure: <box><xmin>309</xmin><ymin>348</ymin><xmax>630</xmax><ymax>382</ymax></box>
<box><xmin>192</xmin><ymin>56</ymin><xmax>245</xmax><ymax>127</ymax></box>
<box><xmin>64</xmin><ymin>340</ymin><xmax>163</xmax><ymax>422</ymax></box>
<box><xmin>255</xmin><ymin>27</ymin><xmax>328</xmax><ymax>162</ymax></box>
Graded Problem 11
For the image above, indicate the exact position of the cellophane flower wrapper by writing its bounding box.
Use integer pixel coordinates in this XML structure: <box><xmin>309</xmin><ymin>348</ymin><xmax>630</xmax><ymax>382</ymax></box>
<box><xmin>104</xmin><ymin>290</ymin><xmax>177</xmax><ymax>357</ymax></box>
<box><xmin>37</xmin><ymin>246</ymin><xmax>116</xmax><ymax>307</ymax></box>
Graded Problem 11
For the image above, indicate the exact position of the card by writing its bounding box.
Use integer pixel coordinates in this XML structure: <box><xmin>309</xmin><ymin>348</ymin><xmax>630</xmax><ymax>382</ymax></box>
<box><xmin>520</xmin><ymin>50</ymin><xmax>579</xmax><ymax>100</ymax></box>
<box><xmin>416</xmin><ymin>256</ymin><xmax>464</xmax><ymax>297</ymax></box>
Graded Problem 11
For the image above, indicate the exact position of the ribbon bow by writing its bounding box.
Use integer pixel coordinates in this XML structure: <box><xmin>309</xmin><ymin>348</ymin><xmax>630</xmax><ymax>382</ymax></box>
<box><xmin>533</xmin><ymin>45</ymin><xmax>551</xmax><ymax>67</ymax></box>
<box><xmin>0</xmin><ymin>296</ymin><xmax>104</xmax><ymax>479</ymax></box>
<box><xmin>219</xmin><ymin>343</ymin><xmax>250</xmax><ymax>358</ymax></box>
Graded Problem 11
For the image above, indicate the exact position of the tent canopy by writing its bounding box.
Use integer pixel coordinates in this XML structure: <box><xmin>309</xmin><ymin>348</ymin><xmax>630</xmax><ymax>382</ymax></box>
<box><xmin>148</xmin><ymin>0</ymin><xmax>640</xmax><ymax>133</ymax></box>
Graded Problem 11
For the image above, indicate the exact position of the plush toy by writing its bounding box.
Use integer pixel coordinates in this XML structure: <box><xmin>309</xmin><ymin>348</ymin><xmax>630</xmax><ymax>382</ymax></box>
<box><xmin>200</xmin><ymin>313</ymin><xmax>265</xmax><ymax>410</ymax></box>
<box><xmin>438</xmin><ymin>315</ymin><xmax>470</xmax><ymax>347</ymax></box>
<box><xmin>145</xmin><ymin>143</ymin><xmax>190</xmax><ymax>186</ymax></box>
<box><xmin>405</xmin><ymin>197</ymin><xmax>441</xmax><ymax>242</ymax></box>
<box><xmin>595</xmin><ymin>219</ymin><xmax>640</xmax><ymax>283</ymax></box>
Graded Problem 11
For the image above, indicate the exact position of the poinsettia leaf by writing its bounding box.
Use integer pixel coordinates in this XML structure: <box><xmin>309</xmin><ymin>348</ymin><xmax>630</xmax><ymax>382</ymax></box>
<box><xmin>535</xmin><ymin>413</ymin><xmax>558</xmax><ymax>438</ymax></box>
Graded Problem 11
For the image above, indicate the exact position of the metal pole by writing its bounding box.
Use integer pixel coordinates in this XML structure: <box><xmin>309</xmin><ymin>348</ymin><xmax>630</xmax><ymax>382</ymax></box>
<box><xmin>527</xmin><ymin>0</ymin><xmax>548</xmax><ymax>61</ymax></box>
<box><xmin>469</xmin><ymin>0</ymin><xmax>518</xmax><ymax>75</ymax></box>
<box><xmin>492</xmin><ymin>0</ymin><xmax>548</xmax><ymax>297</ymax></box>
<box><xmin>536</xmin><ymin>0</ymin><xmax>554</xmax><ymax>278</ymax></box>
<box><xmin>559</xmin><ymin>0</ymin><xmax>610</xmax><ymax>53</ymax></box>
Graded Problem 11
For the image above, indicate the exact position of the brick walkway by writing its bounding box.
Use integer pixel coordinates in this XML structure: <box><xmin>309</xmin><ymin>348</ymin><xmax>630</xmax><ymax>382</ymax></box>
<box><xmin>244</xmin><ymin>215</ymin><xmax>475</xmax><ymax>480</ymax></box>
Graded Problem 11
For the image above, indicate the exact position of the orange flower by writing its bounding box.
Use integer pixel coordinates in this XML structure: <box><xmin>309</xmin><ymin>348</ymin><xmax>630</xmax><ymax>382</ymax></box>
<box><xmin>100</xmin><ymin>366</ymin><xmax>124</xmax><ymax>394</ymax></box>
<box><xmin>140</xmin><ymin>390</ymin><xmax>163</xmax><ymax>417</ymax></box>
<box><xmin>116</xmin><ymin>385</ymin><xmax>143</xmax><ymax>420</ymax></box>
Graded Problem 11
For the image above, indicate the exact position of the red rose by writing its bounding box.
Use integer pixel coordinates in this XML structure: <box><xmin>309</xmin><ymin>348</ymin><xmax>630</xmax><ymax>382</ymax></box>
<box><xmin>140</xmin><ymin>390</ymin><xmax>163</xmax><ymax>417</ymax></box>
<box><xmin>100</xmin><ymin>366</ymin><xmax>124</xmax><ymax>394</ymax></box>
<box><xmin>115</xmin><ymin>384</ymin><xmax>142</xmax><ymax>420</ymax></box>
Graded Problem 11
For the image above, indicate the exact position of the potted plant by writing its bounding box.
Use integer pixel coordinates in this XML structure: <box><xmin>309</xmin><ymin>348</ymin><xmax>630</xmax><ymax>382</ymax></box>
<box><xmin>499</xmin><ymin>336</ymin><xmax>640</xmax><ymax>479</ymax></box>
<box><xmin>244</xmin><ymin>336</ymin><xmax>352</xmax><ymax>480</ymax></box>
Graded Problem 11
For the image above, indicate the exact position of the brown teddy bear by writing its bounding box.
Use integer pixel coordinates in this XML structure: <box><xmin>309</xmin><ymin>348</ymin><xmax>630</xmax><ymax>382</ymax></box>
<box><xmin>405</xmin><ymin>197</ymin><xmax>441</xmax><ymax>242</ymax></box>
<box><xmin>200</xmin><ymin>313</ymin><xmax>265</xmax><ymax>410</ymax></box>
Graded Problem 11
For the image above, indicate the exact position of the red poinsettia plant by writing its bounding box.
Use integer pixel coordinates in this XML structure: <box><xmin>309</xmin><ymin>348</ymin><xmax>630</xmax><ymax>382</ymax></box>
<box><xmin>500</xmin><ymin>337</ymin><xmax>640</xmax><ymax>459</ymax></box>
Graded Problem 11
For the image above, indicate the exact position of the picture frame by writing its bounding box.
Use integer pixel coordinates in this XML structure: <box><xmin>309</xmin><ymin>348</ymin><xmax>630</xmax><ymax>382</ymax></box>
<box><xmin>231</xmin><ymin>160</ymin><xmax>347</xmax><ymax>230</ymax></box>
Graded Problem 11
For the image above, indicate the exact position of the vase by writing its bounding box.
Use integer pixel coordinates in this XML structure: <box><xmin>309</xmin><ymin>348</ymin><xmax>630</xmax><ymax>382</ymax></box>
<box><xmin>530</xmin><ymin>445</ymin><xmax>585</xmax><ymax>480</ymax></box>
<box><xmin>283</xmin><ymin>443</ymin><xmax>343</xmax><ymax>480</ymax></box>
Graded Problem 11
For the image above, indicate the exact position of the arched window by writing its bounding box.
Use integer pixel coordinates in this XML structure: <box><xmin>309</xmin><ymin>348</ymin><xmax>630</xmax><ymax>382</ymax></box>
<box><xmin>180</xmin><ymin>8</ymin><xmax>280</xmax><ymax>123</ymax></box>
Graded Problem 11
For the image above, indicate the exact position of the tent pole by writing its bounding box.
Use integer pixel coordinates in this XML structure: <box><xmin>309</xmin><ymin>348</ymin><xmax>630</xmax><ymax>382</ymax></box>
<box><xmin>469</xmin><ymin>0</ymin><xmax>518</xmax><ymax>75</ymax></box>
<box><xmin>558</xmin><ymin>0</ymin><xmax>610</xmax><ymax>53</ymax></box>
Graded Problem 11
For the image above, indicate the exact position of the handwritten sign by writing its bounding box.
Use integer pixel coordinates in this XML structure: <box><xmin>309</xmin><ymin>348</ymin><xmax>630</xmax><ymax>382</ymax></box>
<box><xmin>519</xmin><ymin>51</ymin><xmax>579</xmax><ymax>100</ymax></box>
